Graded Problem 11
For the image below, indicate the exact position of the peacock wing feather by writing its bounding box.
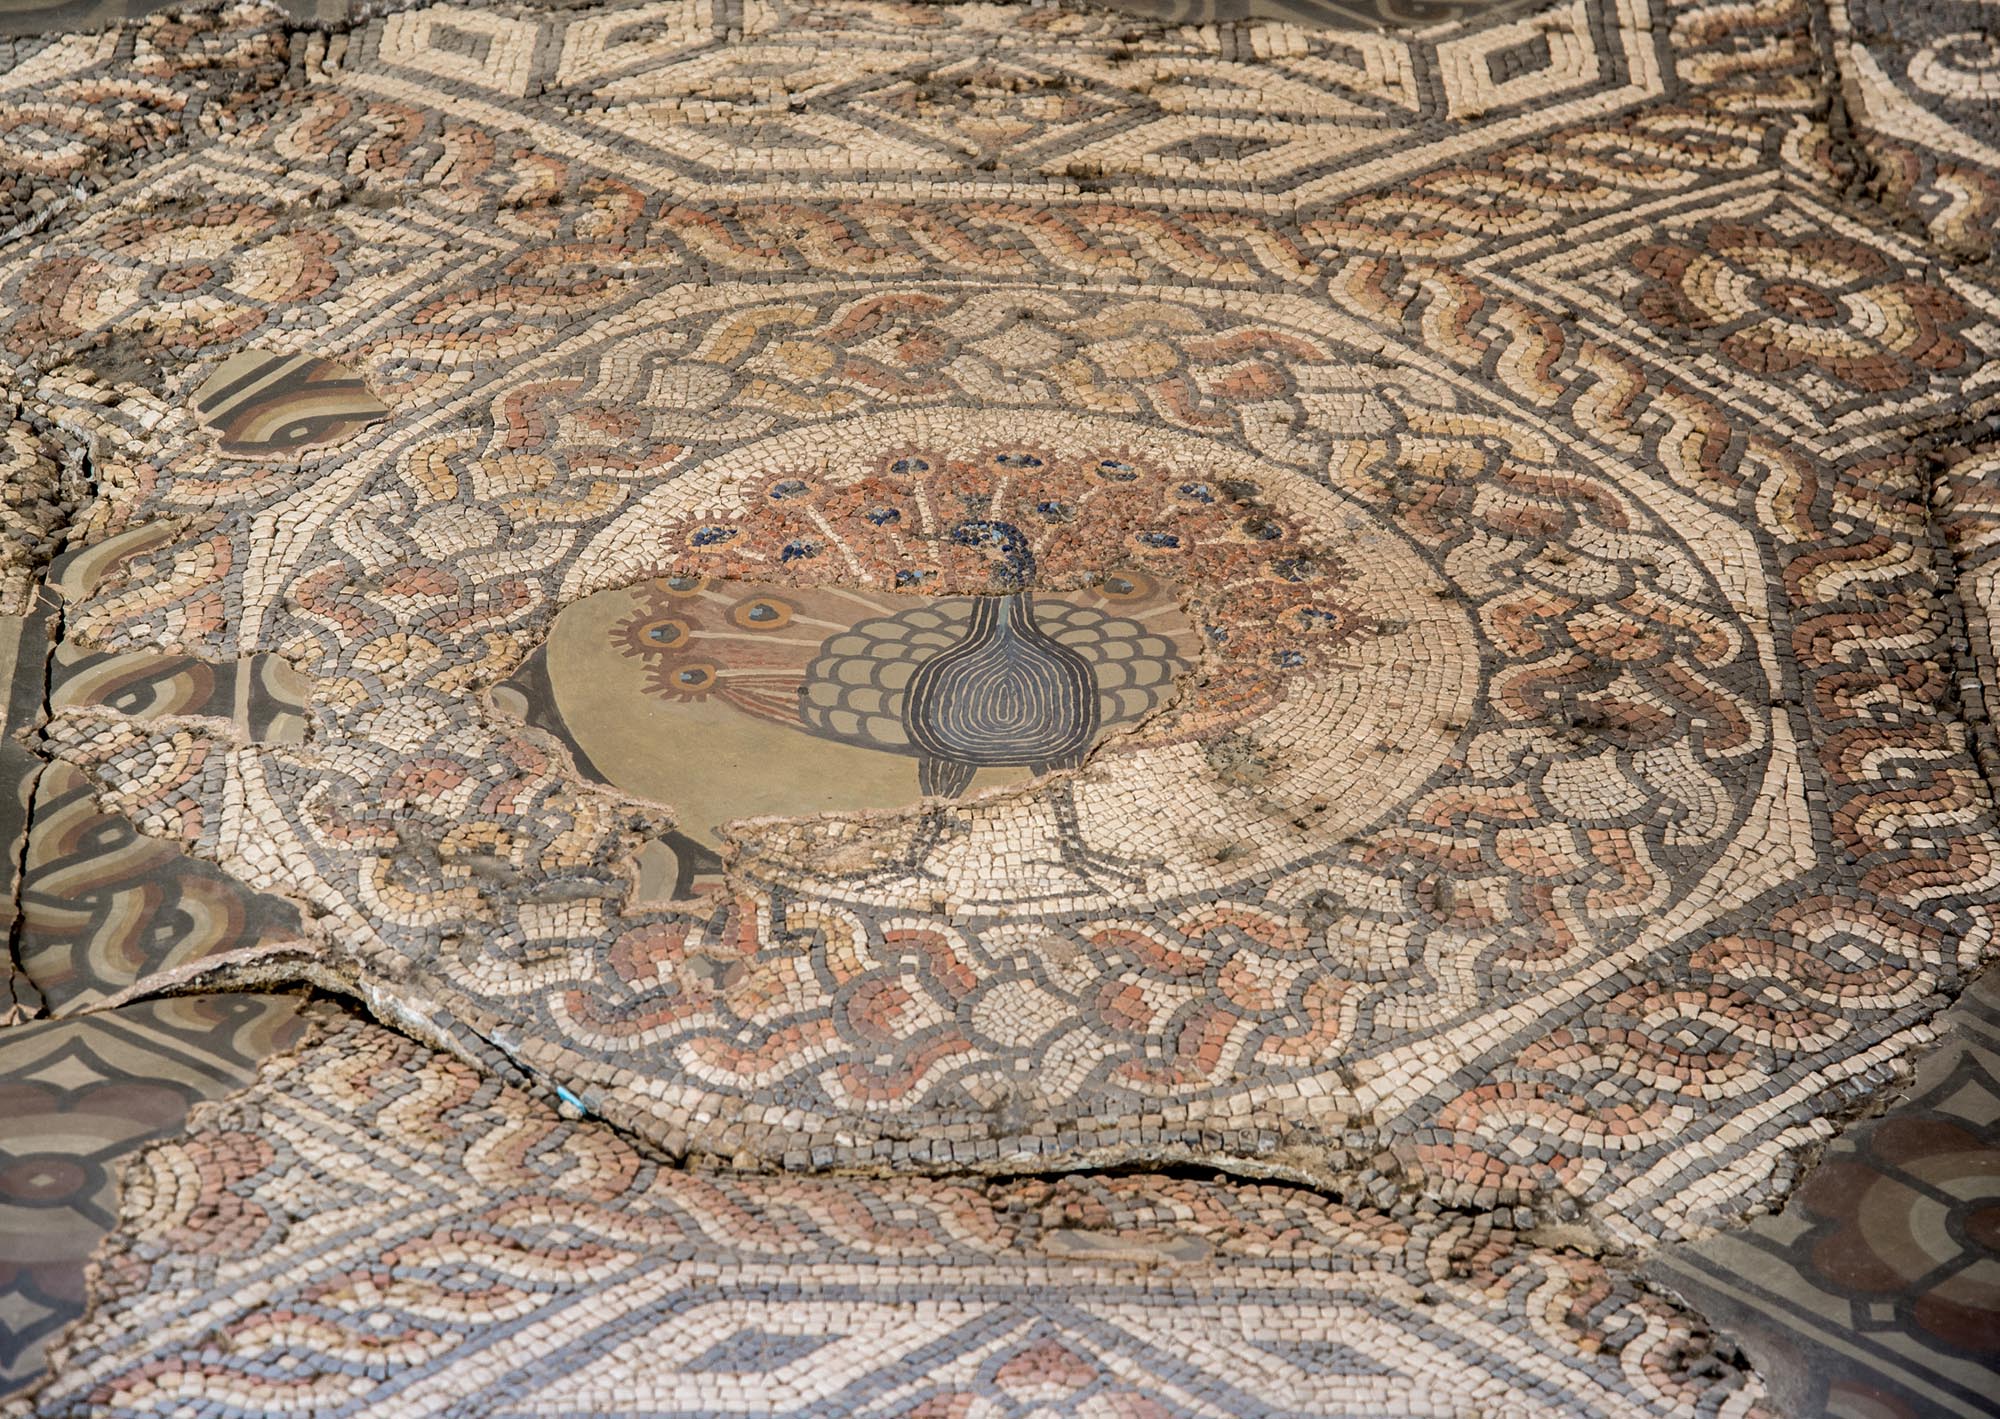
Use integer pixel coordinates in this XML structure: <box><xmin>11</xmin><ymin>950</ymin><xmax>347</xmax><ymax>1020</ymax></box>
<box><xmin>617</xmin><ymin>580</ymin><xmax>922</xmax><ymax>734</ymax></box>
<box><xmin>798</xmin><ymin>596</ymin><xmax>974</xmax><ymax>754</ymax></box>
<box><xmin>1042</xmin><ymin>570</ymin><xmax>1199</xmax><ymax>728</ymax></box>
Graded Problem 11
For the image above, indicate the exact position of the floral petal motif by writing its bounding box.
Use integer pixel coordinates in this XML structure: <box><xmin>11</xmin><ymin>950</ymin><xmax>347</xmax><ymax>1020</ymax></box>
<box><xmin>1628</xmin><ymin>219</ymin><xmax>1971</xmax><ymax>395</ymax></box>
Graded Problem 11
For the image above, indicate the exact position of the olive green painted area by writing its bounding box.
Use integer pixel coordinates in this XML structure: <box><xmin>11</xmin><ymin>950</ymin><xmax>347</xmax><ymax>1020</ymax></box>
<box><xmin>0</xmin><ymin>995</ymin><xmax>310</xmax><ymax>1395</ymax></box>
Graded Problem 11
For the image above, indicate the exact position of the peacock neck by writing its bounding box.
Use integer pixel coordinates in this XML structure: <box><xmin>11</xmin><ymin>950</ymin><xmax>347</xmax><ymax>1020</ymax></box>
<box><xmin>948</xmin><ymin>518</ymin><xmax>1036</xmax><ymax>595</ymax></box>
<box><xmin>968</xmin><ymin>589</ymin><xmax>1035</xmax><ymax>637</ymax></box>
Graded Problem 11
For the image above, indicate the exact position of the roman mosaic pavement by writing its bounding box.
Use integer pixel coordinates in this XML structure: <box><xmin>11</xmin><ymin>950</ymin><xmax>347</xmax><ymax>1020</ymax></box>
<box><xmin>0</xmin><ymin>0</ymin><xmax>1996</xmax><ymax>1413</ymax></box>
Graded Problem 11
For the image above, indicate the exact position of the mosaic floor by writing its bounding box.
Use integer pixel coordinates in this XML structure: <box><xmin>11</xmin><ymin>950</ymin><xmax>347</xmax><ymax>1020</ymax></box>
<box><xmin>0</xmin><ymin>0</ymin><xmax>1538</xmax><ymax>38</ymax></box>
<box><xmin>1</xmin><ymin>0</ymin><xmax>1998</xmax><ymax>1412</ymax></box>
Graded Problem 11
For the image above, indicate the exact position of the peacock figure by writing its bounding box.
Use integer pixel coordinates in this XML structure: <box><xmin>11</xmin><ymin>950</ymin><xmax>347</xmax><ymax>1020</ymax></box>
<box><xmin>499</xmin><ymin>443</ymin><xmax>1375</xmax><ymax>896</ymax></box>
<box><xmin>609</xmin><ymin>560</ymin><xmax>1188</xmax><ymax>787</ymax></box>
<box><xmin>810</xmin><ymin>519</ymin><xmax>1099</xmax><ymax>795</ymax></box>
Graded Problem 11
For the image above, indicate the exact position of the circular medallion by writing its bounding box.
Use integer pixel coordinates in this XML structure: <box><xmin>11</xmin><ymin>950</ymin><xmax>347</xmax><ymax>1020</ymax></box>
<box><xmin>530</xmin><ymin>409</ymin><xmax>1481</xmax><ymax>912</ymax></box>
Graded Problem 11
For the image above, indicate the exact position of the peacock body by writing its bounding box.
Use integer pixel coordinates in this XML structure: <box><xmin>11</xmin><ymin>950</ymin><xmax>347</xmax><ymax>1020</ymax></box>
<box><xmin>800</xmin><ymin>590</ymin><xmax>1189</xmax><ymax>789</ymax></box>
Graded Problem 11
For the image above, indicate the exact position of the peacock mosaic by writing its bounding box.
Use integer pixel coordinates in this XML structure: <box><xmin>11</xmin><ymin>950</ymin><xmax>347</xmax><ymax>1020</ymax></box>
<box><xmin>2</xmin><ymin>0</ymin><xmax>1999</xmax><ymax>1410</ymax></box>
<box><xmin>496</xmin><ymin>409</ymin><xmax>1480</xmax><ymax>908</ymax></box>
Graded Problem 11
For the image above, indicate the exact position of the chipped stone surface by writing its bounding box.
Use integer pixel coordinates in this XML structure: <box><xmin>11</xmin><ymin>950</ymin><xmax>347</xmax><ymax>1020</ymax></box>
<box><xmin>0</xmin><ymin>424</ymin><xmax>76</xmax><ymax>620</ymax></box>
<box><xmin>29</xmin><ymin>1011</ymin><xmax>1770</xmax><ymax>1418</ymax></box>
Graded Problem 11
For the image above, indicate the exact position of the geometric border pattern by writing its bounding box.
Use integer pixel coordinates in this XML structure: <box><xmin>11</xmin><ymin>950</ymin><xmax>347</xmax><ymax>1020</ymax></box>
<box><xmin>27</xmin><ymin>1010</ymin><xmax>1772</xmax><ymax>1418</ymax></box>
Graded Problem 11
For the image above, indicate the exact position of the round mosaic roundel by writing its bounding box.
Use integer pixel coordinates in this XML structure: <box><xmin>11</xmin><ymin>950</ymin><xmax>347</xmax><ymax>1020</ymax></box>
<box><xmin>541</xmin><ymin>404</ymin><xmax>1704</xmax><ymax>920</ymax></box>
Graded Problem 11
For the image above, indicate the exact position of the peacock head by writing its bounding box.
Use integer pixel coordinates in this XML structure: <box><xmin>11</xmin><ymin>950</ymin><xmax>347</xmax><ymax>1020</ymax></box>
<box><xmin>947</xmin><ymin>519</ymin><xmax>1036</xmax><ymax>591</ymax></box>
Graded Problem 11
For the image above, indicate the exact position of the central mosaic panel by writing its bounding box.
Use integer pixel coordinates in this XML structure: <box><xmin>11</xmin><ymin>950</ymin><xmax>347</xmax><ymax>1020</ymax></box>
<box><xmin>21</xmin><ymin>252</ymin><xmax>1815</xmax><ymax>1218</ymax></box>
<box><xmin>15</xmin><ymin>243</ymin><xmax>1820</xmax><ymax>1224</ymax></box>
<box><xmin>501</xmin><ymin>411</ymin><xmax>1475</xmax><ymax>906</ymax></box>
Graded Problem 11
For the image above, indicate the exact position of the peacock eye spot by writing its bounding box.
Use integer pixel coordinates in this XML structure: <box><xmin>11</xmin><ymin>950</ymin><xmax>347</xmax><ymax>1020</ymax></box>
<box><xmin>666</xmin><ymin>575</ymin><xmax>705</xmax><ymax>594</ymax></box>
<box><xmin>1139</xmin><ymin>532</ymin><xmax>1180</xmax><ymax>549</ymax></box>
<box><xmin>645</xmin><ymin>621</ymin><xmax>684</xmax><ymax>645</ymax></box>
<box><xmin>1104</xmin><ymin>576</ymin><xmax>1137</xmax><ymax>596</ymax></box>
<box><xmin>890</xmin><ymin>457</ymin><xmax>930</xmax><ymax>474</ymax></box>
<box><xmin>864</xmin><ymin>506</ymin><xmax>901</xmax><ymax>526</ymax></box>
<box><xmin>1179</xmin><ymin>482</ymin><xmax>1216</xmax><ymax>503</ymax></box>
<box><xmin>691</xmin><ymin>527</ymin><xmax>736</xmax><ymax>547</ymax></box>
<box><xmin>731</xmin><ymin>597</ymin><xmax>793</xmax><ymax>629</ymax></box>
<box><xmin>780</xmin><ymin>540</ymin><xmax>820</xmax><ymax>562</ymax></box>
<box><xmin>678</xmin><ymin>666</ymin><xmax>715</xmax><ymax>687</ymax></box>
<box><xmin>769</xmin><ymin>479</ymin><xmax>810</xmax><ymax>500</ymax></box>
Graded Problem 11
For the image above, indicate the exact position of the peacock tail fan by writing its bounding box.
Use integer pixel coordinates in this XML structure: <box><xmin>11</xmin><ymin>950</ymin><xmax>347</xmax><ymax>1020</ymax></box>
<box><xmin>631</xmin><ymin>443</ymin><xmax>1382</xmax><ymax>733</ymax></box>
